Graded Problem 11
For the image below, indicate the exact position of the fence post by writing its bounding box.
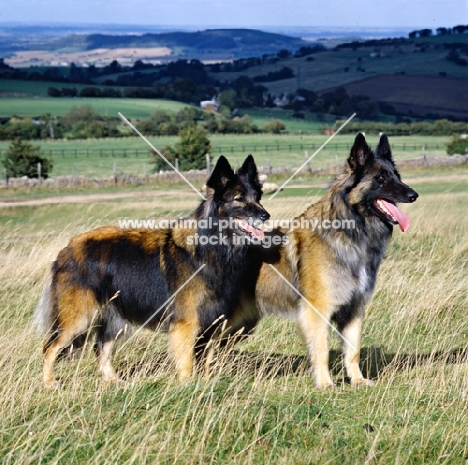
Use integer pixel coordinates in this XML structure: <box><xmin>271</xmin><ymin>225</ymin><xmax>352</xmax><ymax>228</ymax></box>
<box><xmin>305</xmin><ymin>151</ymin><xmax>311</xmax><ymax>174</ymax></box>
<box><xmin>38</xmin><ymin>162</ymin><xmax>42</xmax><ymax>183</ymax></box>
<box><xmin>4</xmin><ymin>168</ymin><xmax>8</xmax><ymax>188</ymax></box>
<box><xmin>205</xmin><ymin>153</ymin><xmax>211</xmax><ymax>176</ymax></box>
<box><xmin>143</xmin><ymin>162</ymin><xmax>148</xmax><ymax>185</ymax></box>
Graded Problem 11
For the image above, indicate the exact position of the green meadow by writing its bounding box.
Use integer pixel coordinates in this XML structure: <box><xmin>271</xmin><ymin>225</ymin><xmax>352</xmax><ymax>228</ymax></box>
<box><xmin>0</xmin><ymin>133</ymin><xmax>450</xmax><ymax>178</ymax></box>
<box><xmin>0</xmin><ymin>96</ymin><xmax>189</xmax><ymax>120</ymax></box>
<box><xmin>0</xmin><ymin>163</ymin><xmax>467</xmax><ymax>464</ymax></box>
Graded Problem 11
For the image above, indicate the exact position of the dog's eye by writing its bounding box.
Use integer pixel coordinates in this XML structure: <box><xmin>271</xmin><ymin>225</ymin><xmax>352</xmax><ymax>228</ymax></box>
<box><xmin>377</xmin><ymin>175</ymin><xmax>386</xmax><ymax>184</ymax></box>
<box><xmin>234</xmin><ymin>195</ymin><xmax>244</xmax><ymax>202</ymax></box>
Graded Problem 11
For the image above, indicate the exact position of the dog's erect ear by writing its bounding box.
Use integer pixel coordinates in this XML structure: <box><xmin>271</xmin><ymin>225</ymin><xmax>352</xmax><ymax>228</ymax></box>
<box><xmin>375</xmin><ymin>132</ymin><xmax>393</xmax><ymax>162</ymax></box>
<box><xmin>206</xmin><ymin>155</ymin><xmax>235</xmax><ymax>192</ymax></box>
<box><xmin>237</xmin><ymin>154</ymin><xmax>259</xmax><ymax>183</ymax></box>
<box><xmin>348</xmin><ymin>132</ymin><xmax>372</xmax><ymax>171</ymax></box>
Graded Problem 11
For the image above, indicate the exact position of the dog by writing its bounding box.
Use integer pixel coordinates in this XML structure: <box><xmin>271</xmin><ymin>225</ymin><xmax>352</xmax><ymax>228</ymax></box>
<box><xmin>255</xmin><ymin>132</ymin><xmax>419</xmax><ymax>389</ymax></box>
<box><xmin>35</xmin><ymin>155</ymin><xmax>270</xmax><ymax>388</ymax></box>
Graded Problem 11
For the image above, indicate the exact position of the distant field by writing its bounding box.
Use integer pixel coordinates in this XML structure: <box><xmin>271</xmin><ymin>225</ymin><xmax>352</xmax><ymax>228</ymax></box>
<box><xmin>0</xmin><ymin>79</ymin><xmax>101</xmax><ymax>96</ymax></box>
<box><xmin>212</xmin><ymin>43</ymin><xmax>468</xmax><ymax>119</ymax></box>
<box><xmin>0</xmin><ymin>93</ymin><xmax>332</xmax><ymax>133</ymax></box>
<box><xmin>337</xmin><ymin>75</ymin><xmax>468</xmax><ymax>120</ymax></box>
<box><xmin>0</xmin><ymin>96</ymin><xmax>189</xmax><ymax>119</ymax></box>
<box><xmin>5</xmin><ymin>47</ymin><xmax>172</xmax><ymax>68</ymax></box>
<box><xmin>0</xmin><ymin>134</ymin><xmax>451</xmax><ymax>177</ymax></box>
<box><xmin>213</xmin><ymin>45</ymin><xmax>468</xmax><ymax>95</ymax></box>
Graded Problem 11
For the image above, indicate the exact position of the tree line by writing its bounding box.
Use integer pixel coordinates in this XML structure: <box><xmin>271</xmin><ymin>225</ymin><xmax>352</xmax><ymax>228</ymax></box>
<box><xmin>0</xmin><ymin>104</ymin><xmax>288</xmax><ymax>142</ymax></box>
<box><xmin>409</xmin><ymin>25</ymin><xmax>468</xmax><ymax>38</ymax></box>
<box><xmin>334</xmin><ymin>119</ymin><xmax>468</xmax><ymax>136</ymax></box>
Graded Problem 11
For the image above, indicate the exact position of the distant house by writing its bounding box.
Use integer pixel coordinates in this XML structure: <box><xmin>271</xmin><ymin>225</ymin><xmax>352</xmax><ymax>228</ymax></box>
<box><xmin>200</xmin><ymin>100</ymin><xmax>219</xmax><ymax>112</ymax></box>
<box><xmin>274</xmin><ymin>95</ymin><xmax>290</xmax><ymax>107</ymax></box>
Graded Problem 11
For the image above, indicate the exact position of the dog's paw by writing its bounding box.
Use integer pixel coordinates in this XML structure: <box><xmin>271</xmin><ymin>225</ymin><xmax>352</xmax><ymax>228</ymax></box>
<box><xmin>351</xmin><ymin>377</ymin><xmax>375</xmax><ymax>387</ymax></box>
<box><xmin>103</xmin><ymin>375</ymin><xmax>125</xmax><ymax>385</ymax></box>
<box><xmin>316</xmin><ymin>381</ymin><xmax>336</xmax><ymax>390</ymax></box>
<box><xmin>44</xmin><ymin>379</ymin><xmax>61</xmax><ymax>390</ymax></box>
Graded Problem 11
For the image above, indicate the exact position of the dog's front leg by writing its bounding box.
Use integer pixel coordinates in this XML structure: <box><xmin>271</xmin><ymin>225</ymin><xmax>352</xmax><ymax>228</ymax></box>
<box><xmin>296</xmin><ymin>302</ymin><xmax>335</xmax><ymax>389</ymax></box>
<box><xmin>340</xmin><ymin>307</ymin><xmax>374</xmax><ymax>387</ymax></box>
<box><xmin>168</xmin><ymin>318</ymin><xmax>199</xmax><ymax>381</ymax></box>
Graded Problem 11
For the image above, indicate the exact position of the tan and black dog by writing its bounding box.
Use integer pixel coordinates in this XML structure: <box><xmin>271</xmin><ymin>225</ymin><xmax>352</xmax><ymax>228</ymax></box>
<box><xmin>255</xmin><ymin>132</ymin><xmax>418</xmax><ymax>389</ymax></box>
<box><xmin>35</xmin><ymin>155</ymin><xmax>270</xmax><ymax>388</ymax></box>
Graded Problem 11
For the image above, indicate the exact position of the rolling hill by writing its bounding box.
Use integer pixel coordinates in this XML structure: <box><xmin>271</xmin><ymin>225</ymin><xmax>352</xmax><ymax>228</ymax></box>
<box><xmin>1</xmin><ymin>27</ymin><xmax>468</xmax><ymax>120</ymax></box>
<box><xmin>329</xmin><ymin>74</ymin><xmax>468</xmax><ymax>120</ymax></box>
<box><xmin>6</xmin><ymin>29</ymin><xmax>312</xmax><ymax>66</ymax></box>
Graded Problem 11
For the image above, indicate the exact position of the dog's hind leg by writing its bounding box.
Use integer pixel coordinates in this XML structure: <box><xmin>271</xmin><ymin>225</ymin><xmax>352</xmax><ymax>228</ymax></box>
<box><xmin>94</xmin><ymin>307</ymin><xmax>129</xmax><ymax>383</ymax></box>
<box><xmin>340</xmin><ymin>309</ymin><xmax>374</xmax><ymax>387</ymax></box>
<box><xmin>95</xmin><ymin>339</ymin><xmax>120</xmax><ymax>382</ymax></box>
<box><xmin>43</xmin><ymin>287</ymin><xmax>98</xmax><ymax>388</ymax></box>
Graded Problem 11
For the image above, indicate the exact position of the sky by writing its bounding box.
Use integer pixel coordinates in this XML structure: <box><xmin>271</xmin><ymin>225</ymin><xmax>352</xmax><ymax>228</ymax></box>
<box><xmin>1</xmin><ymin>0</ymin><xmax>467</xmax><ymax>30</ymax></box>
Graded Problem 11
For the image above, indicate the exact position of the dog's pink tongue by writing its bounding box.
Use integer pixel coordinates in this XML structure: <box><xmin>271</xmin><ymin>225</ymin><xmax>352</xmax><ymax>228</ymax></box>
<box><xmin>380</xmin><ymin>199</ymin><xmax>410</xmax><ymax>232</ymax></box>
<box><xmin>238</xmin><ymin>219</ymin><xmax>265</xmax><ymax>239</ymax></box>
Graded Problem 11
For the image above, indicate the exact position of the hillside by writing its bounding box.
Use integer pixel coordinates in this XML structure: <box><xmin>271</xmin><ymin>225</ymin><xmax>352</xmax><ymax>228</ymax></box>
<box><xmin>6</xmin><ymin>29</ymin><xmax>311</xmax><ymax>66</ymax></box>
<box><xmin>209</xmin><ymin>35</ymin><xmax>468</xmax><ymax>119</ymax></box>
<box><xmin>330</xmin><ymin>74</ymin><xmax>468</xmax><ymax>120</ymax></box>
<box><xmin>1</xmin><ymin>27</ymin><xmax>468</xmax><ymax>120</ymax></box>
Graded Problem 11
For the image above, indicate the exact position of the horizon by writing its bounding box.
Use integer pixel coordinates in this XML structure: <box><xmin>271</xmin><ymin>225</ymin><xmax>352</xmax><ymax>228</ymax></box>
<box><xmin>0</xmin><ymin>21</ymin><xmax>451</xmax><ymax>42</ymax></box>
<box><xmin>1</xmin><ymin>0</ymin><xmax>465</xmax><ymax>31</ymax></box>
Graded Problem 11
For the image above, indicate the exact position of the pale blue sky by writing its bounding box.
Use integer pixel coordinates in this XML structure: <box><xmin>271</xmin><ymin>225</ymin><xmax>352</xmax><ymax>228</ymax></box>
<box><xmin>1</xmin><ymin>0</ymin><xmax>466</xmax><ymax>29</ymax></box>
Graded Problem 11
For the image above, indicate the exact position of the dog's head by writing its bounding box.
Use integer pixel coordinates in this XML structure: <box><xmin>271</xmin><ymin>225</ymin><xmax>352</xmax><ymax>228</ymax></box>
<box><xmin>195</xmin><ymin>155</ymin><xmax>269</xmax><ymax>241</ymax></box>
<box><xmin>346</xmin><ymin>132</ymin><xmax>418</xmax><ymax>232</ymax></box>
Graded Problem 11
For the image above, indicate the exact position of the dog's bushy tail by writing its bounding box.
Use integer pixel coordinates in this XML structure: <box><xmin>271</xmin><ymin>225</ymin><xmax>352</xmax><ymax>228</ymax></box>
<box><xmin>33</xmin><ymin>283</ymin><xmax>54</xmax><ymax>335</ymax></box>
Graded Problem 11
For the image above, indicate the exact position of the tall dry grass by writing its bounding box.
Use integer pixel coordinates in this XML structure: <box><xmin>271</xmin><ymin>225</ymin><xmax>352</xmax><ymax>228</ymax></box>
<box><xmin>0</xmin><ymin>179</ymin><xmax>467</xmax><ymax>464</ymax></box>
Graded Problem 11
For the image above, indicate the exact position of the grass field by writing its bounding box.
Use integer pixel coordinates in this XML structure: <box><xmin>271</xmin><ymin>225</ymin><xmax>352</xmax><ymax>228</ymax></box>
<box><xmin>0</xmin><ymin>134</ymin><xmax>451</xmax><ymax>178</ymax></box>
<box><xmin>0</xmin><ymin>93</ymin><xmax>333</xmax><ymax>133</ymax></box>
<box><xmin>213</xmin><ymin>44</ymin><xmax>468</xmax><ymax>95</ymax></box>
<box><xmin>0</xmin><ymin>79</ymin><xmax>124</xmax><ymax>97</ymax></box>
<box><xmin>337</xmin><ymin>75</ymin><xmax>468</xmax><ymax>120</ymax></box>
<box><xmin>0</xmin><ymin>163</ymin><xmax>467</xmax><ymax>463</ymax></box>
<box><xmin>0</xmin><ymin>96</ymin><xmax>189</xmax><ymax>120</ymax></box>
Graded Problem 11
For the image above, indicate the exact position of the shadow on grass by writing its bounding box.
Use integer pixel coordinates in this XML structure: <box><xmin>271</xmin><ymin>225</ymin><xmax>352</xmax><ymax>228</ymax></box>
<box><xmin>120</xmin><ymin>346</ymin><xmax>468</xmax><ymax>383</ymax></box>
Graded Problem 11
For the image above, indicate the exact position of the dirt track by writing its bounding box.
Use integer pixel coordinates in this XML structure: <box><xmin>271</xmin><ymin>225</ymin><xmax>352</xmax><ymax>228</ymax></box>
<box><xmin>0</xmin><ymin>190</ymin><xmax>189</xmax><ymax>208</ymax></box>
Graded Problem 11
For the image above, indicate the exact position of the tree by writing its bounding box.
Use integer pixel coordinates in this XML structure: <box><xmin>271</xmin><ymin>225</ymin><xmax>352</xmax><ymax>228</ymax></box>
<box><xmin>446</xmin><ymin>135</ymin><xmax>468</xmax><ymax>155</ymax></box>
<box><xmin>47</xmin><ymin>87</ymin><xmax>61</xmax><ymax>97</ymax></box>
<box><xmin>154</xmin><ymin>126</ymin><xmax>212</xmax><ymax>172</ymax></box>
<box><xmin>277</xmin><ymin>49</ymin><xmax>291</xmax><ymax>59</ymax></box>
<box><xmin>62</xmin><ymin>104</ymin><xmax>101</xmax><ymax>126</ymax></box>
<box><xmin>262</xmin><ymin>119</ymin><xmax>286</xmax><ymax>134</ymax></box>
<box><xmin>218</xmin><ymin>89</ymin><xmax>237</xmax><ymax>112</ymax></box>
<box><xmin>2</xmin><ymin>139</ymin><xmax>53</xmax><ymax>179</ymax></box>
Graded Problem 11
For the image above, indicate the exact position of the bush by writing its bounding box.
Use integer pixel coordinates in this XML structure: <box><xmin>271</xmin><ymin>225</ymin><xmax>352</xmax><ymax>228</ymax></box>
<box><xmin>262</xmin><ymin>119</ymin><xmax>286</xmax><ymax>134</ymax></box>
<box><xmin>1</xmin><ymin>139</ymin><xmax>53</xmax><ymax>179</ymax></box>
<box><xmin>47</xmin><ymin>87</ymin><xmax>61</xmax><ymax>97</ymax></box>
<box><xmin>446</xmin><ymin>135</ymin><xmax>468</xmax><ymax>155</ymax></box>
<box><xmin>154</xmin><ymin>126</ymin><xmax>212</xmax><ymax>172</ymax></box>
